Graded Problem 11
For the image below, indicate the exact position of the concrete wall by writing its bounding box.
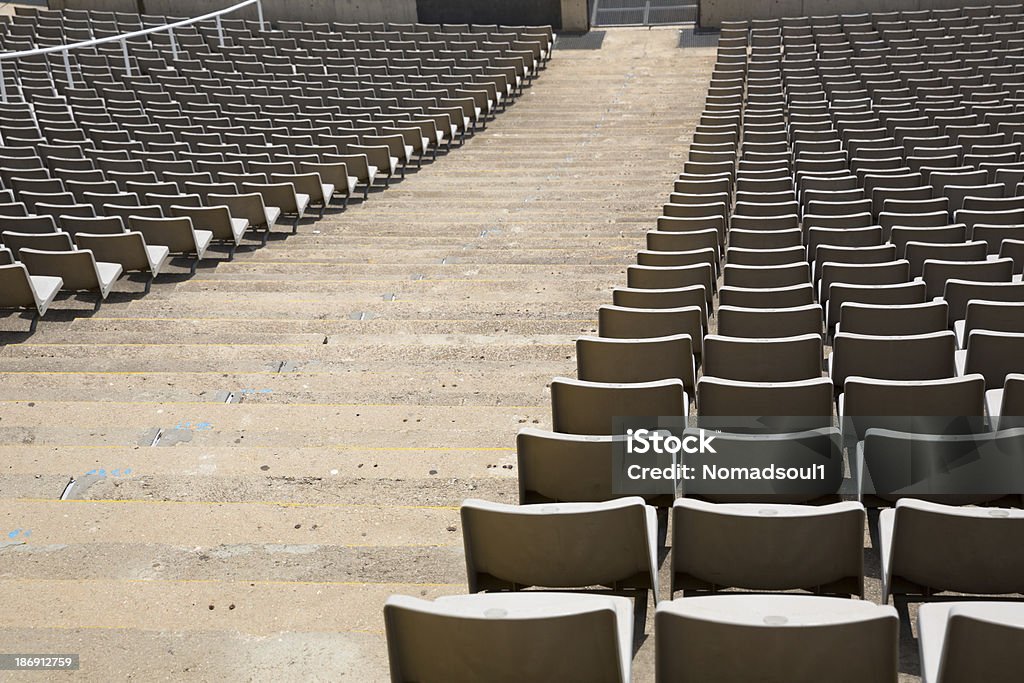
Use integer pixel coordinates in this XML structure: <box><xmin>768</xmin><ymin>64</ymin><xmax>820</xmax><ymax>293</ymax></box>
<box><xmin>49</xmin><ymin>0</ymin><xmax>573</xmax><ymax>27</ymax></box>
<box><xmin>701</xmin><ymin>0</ymin><xmax>995</xmax><ymax>28</ymax></box>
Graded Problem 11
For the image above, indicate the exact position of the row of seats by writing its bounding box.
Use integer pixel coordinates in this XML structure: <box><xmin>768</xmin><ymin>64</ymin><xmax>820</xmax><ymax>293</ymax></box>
<box><xmin>387</xmin><ymin>6</ymin><xmax>1024</xmax><ymax>680</ymax></box>
<box><xmin>0</xmin><ymin>9</ymin><xmax>552</xmax><ymax>331</ymax></box>
<box><xmin>386</xmin><ymin>496</ymin><xmax>1024</xmax><ymax>681</ymax></box>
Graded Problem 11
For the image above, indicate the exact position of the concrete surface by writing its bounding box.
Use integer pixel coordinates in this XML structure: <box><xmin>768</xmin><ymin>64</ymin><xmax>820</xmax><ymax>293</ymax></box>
<box><xmin>0</xmin><ymin>27</ymin><xmax>716</xmax><ymax>681</ymax></box>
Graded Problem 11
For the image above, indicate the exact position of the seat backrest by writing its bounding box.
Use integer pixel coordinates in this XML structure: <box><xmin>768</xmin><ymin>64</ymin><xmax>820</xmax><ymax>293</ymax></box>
<box><xmin>74</xmin><ymin>232</ymin><xmax>149</xmax><ymax>272</ymax></box>
<box><xmin>18</xmin><ymin>248</ymin><xmax>98</xmax><ymax>290</ymax></box>
<box><xmin>884</xmin><ymin>497</ymin><xmax>1024</xmax><ymax>598</ymax></box>
<box><xmin>627</xmin><ymin>264</ymin><xmax>714</xmax><ymax>303</ymax></box>
<box><xmin>516</xmin><ymin>428</ymin><xmax>630</xmax><ymax>504</ymax></box>
<box><xmin>964</xmin><ymin>330</ymin><xmax>1024</xmax><ymax>388</ymax></box>
<box><xmin>703</xmin><ymin>334</ymin><xmax>822</xmax><ymax>382</ymax></box>
<box><xmin>127</xmin><ymin>216</ymin><xmax>196</xmax><ymax>253</ymax></box>
<box><xmin>461</xmin><ymin>497</ymin><xmax>657</xmax><ymax>595</ymax></box>
<box><xmin>920</xmin><ymin>602</ymin><xmax>1024</xmax><ymax>683</ymax></box>
<box><xmin>963</xmin><ymin>301</ymin><xmax>1024</xmax><ymax>339</ymax></box>
<box><xmin>1</xmin><ymin>230</ymin><xmax>75</xmax><ymax>255</ymax></box>
<box><xmin>384</xmin><ymin>593</ymin><xmax>630</xmax><ymax>683</ymax></box>
<box><xmin>655</xmin><ymin>595</ymin><xmax>898</xmax><ymax>683</ymax></box>
<box><xmin>60</xmin><ymin>215</ymin><xmax>125</xmax><ymax>237</ymax></box>
<box><xmin>208</xmin><ymin>193</ymin><xmax>269</xmax><ymax>228</ymax></box>
<box><xmin>672</xmin><ymin>499</ymin><xmax>864</xmax><ymax>595</ymax></box>
<box><xmin>0</xmin><ymin>262</ymin><xmax>37</xmax><ymax>307</ymax></box>
<box><xmin>696</xmin><ymin>377</ymin><xmax>833</xmax><ymax>432</ymax></box>
<box><xmin>922</xmin><ymin>258</ymin><xmax>1014</xmax><ymax>299</ymax></box>
<box><xmin>841</xmin><ymin>375</ymin><xmax>986</xmax><ymax>441</ymax></box>
<box><xmin>723</xmin><ymin>262</ymin><xmax>809</xmax><ymax>289</ymax></box>
<box><xmin>831</xmin><ymin>331</ymin><xmax>956</xmax><ymax>392</ymax></box>
<box><xmin>838</xmin><ymin>300</ymin><xmax>948</xmax><ymax>336</ymax></box>
<box><xmin>821</xmin><ymin>259</ymin><xmax>910</xmax><ymax>306</ymax></box>
<box><xmin>717</xmin><ymin>304</ymin><xmax>822</xmax><ymax>338</ymax></box>
<box><xmin>577</xmin><ymin>334</ymin><xmax>695</xmax><ymax>390</ymax></box>
<box><xmin>943</xmin><ymin>280</ymin><xmax>1024</xmax><ymax>324</ymax></box>
<box><xmin>0</xmin><ymin>214</ymin><xmax>58</xmax><ymax>234</ymax></box>
<box><xmin>905</xmin><ymin>240</ymin><xmax>988</xmax><ymax>278</ymax></box>
<box><xmin>826</xmin><ymin>282</ymin><xmax>927</xmax><ymax>332</ymax></box>
<box><xmin>597</xmin><ymin>305</ymin><xmax>704</xmax><ymax>354</ymax></box>
<box><xmin>242</xmin><ymin>182</ymin><xmax>298</xmax><ymax>213</ymax></box>
<box><xmin>550</xmin><ymin>377</ymin><xmax>686</xmax><ymax>435</ymax></box>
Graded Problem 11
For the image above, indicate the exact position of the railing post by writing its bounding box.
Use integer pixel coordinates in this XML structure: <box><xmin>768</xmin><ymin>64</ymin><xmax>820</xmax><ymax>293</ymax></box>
<box><xmin>0</xmin><ymin>60</ymin><xmax>7</xmax><ymax>103</ymax></box>
<box><xmin>62</xmin><ymin>50</ymin><xmax>74</xmax><ymax>88</ymax></box>
<box><xmin>216</xmin><ymin>15</ymin><xmax>225</xmax><ymax>47</ymax></box>
<box><xmin>122</xmin><ymin>38</ymin><xmax>131</xmax><ymax>76</ymax></box>
<box><xmin>169</xmin><ymin>28</ymin><xmax>178</xmax><ymax>61</ymax></box>
<box><xmin>256</xmin><ymin>0</ymin><xmax>266</xmax><ymax>32</ymax></box>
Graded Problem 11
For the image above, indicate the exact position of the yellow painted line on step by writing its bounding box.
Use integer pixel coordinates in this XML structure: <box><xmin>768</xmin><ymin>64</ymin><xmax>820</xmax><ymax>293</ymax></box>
<box><xmin>17</xmin><ymin>342</ymin><xmax>570</xmax><ymax>348</ymax></box>
<box><xmin>81</xmin><ymin>317</ymin><xmax>598</xmax><ymax>324</ymax></box>
<box><xmin>8</xmin><ymin>625</ymin><xmax>387</xmax><ymax>635</ymax></box>
<box><xmin>0</xmin><ymin>400</ymin><xmax>537</xmax><ymax>409</ymax></box>
<box><xmin>15</xmin><ymin>497</ymin><xmax>461</xmax><ymax>511</ymax></box>
<box><xmin>1</xmin><ymin>577</ymin><xmax>463</xmax><ymax>588</ymax></box>
<box><xmin>4</xmin><ymin>445</ymin><xmax>517</xmax><ymax>452</ymax></box>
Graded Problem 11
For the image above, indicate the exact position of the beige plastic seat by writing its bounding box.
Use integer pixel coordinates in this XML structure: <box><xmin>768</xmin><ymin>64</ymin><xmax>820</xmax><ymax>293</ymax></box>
<box><xmin>723</xmin><ymin>262</ymin><xmax>809</xmax><ymax>288</ymax></box>
<box><xmin>170</xmin><ymin>204</ymin><xmax>248</xmax><ymax>257</ymax></box>
<box><xmin>726</xmin><ymin>245</ymin><xmax>804</xmax><ymax>267</ymax></box>
<box><xmin>1</xmin><ymin>230</ymin><xmax>74</xmax><ymax>256</ymax></box>
<box><xmin>0</xmin><ymin>214</ymin><xmax>58</xmax><ymax>234</ymax></box>
<box><xmin>890</xmin><ymin>224</ymin><xmax>968</xmax><ymax>258</ymax></box>
<box><xmin>719</xmin><ymin>283</ymin><xmax>815</xmax><ymax>309</ymax></box>
<box><xmin>918</xmin><ymin>602</ymin><xmax>1024</xmax><ymax>683</ymax></box>
<box><xmin>550</xmin><ymin>377</ymin><xmax>687</xmax><ymax>435</ymax></box>
<box><xmin>811</xmin><ymin>244</ymin><xmax>898</xmax><ymax>287</ymax></box>
<box><xmin>655</xmin><ymin>595</ymin><xmax>898</xmax><ymax>683</ymax></box>
<box><xmin>270</xmin><ymin>172</ymin><xmax>335</xmax><ymax>218</ymax></box>
<box><xmin>696</xmin><ymin>377</ymin><xmax>833</xmax><ymax>433</ymax></box>
<box><xmin>75</xmin><ymin>232</ymin><xmax>170</xmax><ymax>293</ymax></box>
<box><xmin>241</xmin><ymin>182</ymin><xmax>309</xmax><ymax>233</ymax></box>
<box><xmin>826</xmin><ymin>281</ymin><xmax>928</xmax><ymax>335</ymax></box>
<box><xmin>905</xmin><ymin>241</ymin><xmax>988</xmax><ymax>278</ymax></box>
<box><xmin>702</xmin><ymin>333</ymin><xmax>822</xmax><ymax>382</ymax></box>
<box><xmin>717</xmin><ymin>304</ymin><xmax>822</xmax><ymax>338</ymax></box>
<box><xmin>921</xmin><ymin>258</ymin><xmax>1015</xmax><ymax>299</ymax></box>
<box><xmin>829</xmin><ymin>331</ymin><xmax>957</xmax><ymax>399</ymax></box>
<box><xmin>299</xmin><ymin>161</ymin><xmax>358</xmax><ymax>209</ymax></box>
<box><xmin>838</xmin><ymin>301</ymin><xmax>948</xmax><ymax>336</ymax></box>
<box><xmin>577</xmin><ymin>334</ymin><xmax>695</xmax><ymax>392</ymax></box>
<box><xmin>942</xmin><ymin>279</ymin><xmax>1024</xmax><ymax>325</ymax></box>
<box><xmin>384</xmin><ymin>592</ymin><xmax>632</xmax><ymax>683</ymax></box>
<box><xmin>671</xmin><ymin>499</ymin><xmax>864</xmax><ymax>596</ymax></box>
<box><xmin>954</xmin><ymin>301</ymin><xmax>1024</xmax><ymax>348</ymax></box>
<box><xmin>0</xmin><ymin>262</ymin><xmax>62</xmax><ymax>332</ymax></box>
<box><xmin>207</xmin><ymin>193</ymin><xmax>282</xmax><ymax>245</ymax></box>
<box><xmin>880</xmin><ymin>498</ymin><xmax>1024</xmax><ymax>602</ymax></box>
<box><xmin>461</xmin><ymin>497</ymin><xmax>658</xmax><ymax>600</ymax></box>
<box><xmin>516</xmin><ymin>428</ymin><xmax>659</xmax><ymax>504</ymax></box>
<box><xmin>820</xmin><ymin>259</ymin><xmax>910</xmax><ymax>307</ymax></box>
<box><xmin>19</xmin><ymin>248</ymin><xmax>122</xmax><ymax>304</ymax></box>
<box><xmin>729</xmin><ymin>227</ymin><xmax>802</xmax><ymax>250</ymax></box>
<box><xmin>125</xmin><ymin>215</ymin><xmax>213</xmax><ymax>274</ymax></box>
<box><xmin>648</xmin><ymin>228</ymin><xmax>721</xmax><ymax>255</ymax></box>
<box><xmin>610</xmin><ymin>286</ymin><xmax>708</xmax><ymax>327</ymax></box>
<box><xmin>957</xmin><ymin>330</ymin><xmax>1024</xmax><ymax>389</ymax></box>
<box><xmin>60</xmin><ymin>215</ymin><xmax>125</xmax><ymax>237</ymax></box>
<box><xmin>598</xmin><ymin>305</ymin><xmax>704</xmax><ymax>356</ymax></box>
<box><xmin>627</xmin><ymin>264</ymin><xmax>715</xmax><ymax>306</ymax></box>
<box><xmin>839</xmin><ymin>375</ymin><xmax>986</xmax><ymax>444</ymax></box>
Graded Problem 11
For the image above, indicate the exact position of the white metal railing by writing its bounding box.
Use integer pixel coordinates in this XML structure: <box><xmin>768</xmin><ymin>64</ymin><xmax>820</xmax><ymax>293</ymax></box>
<box><xmin>0</xmin><ymin>0</ymin><xmax>265</xmax><ymax>102</ymax></box>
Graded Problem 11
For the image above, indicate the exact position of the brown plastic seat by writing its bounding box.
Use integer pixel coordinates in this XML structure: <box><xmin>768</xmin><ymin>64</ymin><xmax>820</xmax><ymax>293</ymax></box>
<box><xmin>671</xmin><ymin>499</ymin><xmax>864</xmax><ymax>596</ymax></box>
<box><xmin>703</xmin><ymin>333</ymin><xmax>822</xmax><ymax>382</ymax></box>
<box><xmin>550</xmin><ymin>377</ymin><xmax>687</xmax><ymax>435</ymax></box>
<box><xmin>656</xmin><ymin>595</ymin><xmax>898</xmax><ymax>683</ymax></box>
<box><xmin>0</xmin><ymin>262</ymin><xmax>62</xmax><ymax>332</ymax></box>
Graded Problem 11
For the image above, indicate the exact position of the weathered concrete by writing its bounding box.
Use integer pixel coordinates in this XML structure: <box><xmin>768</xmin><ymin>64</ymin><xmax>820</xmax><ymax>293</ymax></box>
<box><xmin>0</xmin><ymin>28</ymin><xmax>714</xmax><ymax>681</ymax></box>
